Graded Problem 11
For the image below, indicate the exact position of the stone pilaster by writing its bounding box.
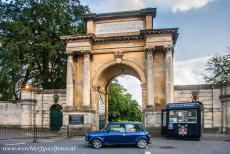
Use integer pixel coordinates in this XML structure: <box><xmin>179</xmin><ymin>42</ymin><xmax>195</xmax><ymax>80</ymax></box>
<box><xmin>66</xmin><ymin>54</ymin><xmax>74</xmax><ymax>111</ymax></box>
<box><xmin>222</xmin><ymin>101</ymin><xmax>227</xmax><ymax>133</ymax></box>
<box><xmin>105</xmin><ymin>93</ymin><xmax>109</xmax><ymax>124</ymax></box>
<box><xmin>146</xmin><ymin>48</ymin><xmax>154</xmax><ymax>107</ymax></box>
<box><xmin>83</xmin><ymin>51</ymin><xmax>91</xmax><ymax>108</ymax></box>
<box><xmin>20</xmin><ymin>100</ymin><xmax>36</xmax><ymax>125</ymax></box>
<box><xmin>220</xmin><ymin>85</ymin><xmax>230</xmax><ymax>134</ymax></box>
<box><xmin>92</xmin><ymin>86</ymin><xmax>99</xmax><ymax>111</ymax></box>
<box><xmin>141</xmin><ymin>83</ymin><xmax>147</xmax><ymax>110</ymax></box>
<box><xmin>165</xmin><ymin>46</ymin><xmax>174</xmax><ymax>103</ymax></box>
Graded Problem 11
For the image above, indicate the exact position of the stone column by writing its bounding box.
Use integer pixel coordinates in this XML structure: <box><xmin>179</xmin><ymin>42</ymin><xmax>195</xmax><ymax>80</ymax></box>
<box><xmin>165</xmin><ymin>46</ymin><xmax>174</xmax><ymax>103</ymax></box>
<box><xmin>83</xmin><ymin>52</ymin><xmax>91</xmax><ymax>108</ymax></box>
<box><xmin>146</xmin><ymin>48</ymin><xmax>154</xmax><ymax>107</ymax></box>
<box><xmin>66</xmin><ymin>54</ymin><xmax>74</xmax><ymax>110</ymax></box>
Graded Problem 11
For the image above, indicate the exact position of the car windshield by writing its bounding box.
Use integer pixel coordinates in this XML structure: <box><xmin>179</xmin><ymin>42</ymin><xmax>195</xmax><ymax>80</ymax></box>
<box><xmin>102</xmin><ymin>123</ymin><xmax>125</xmax><ymax>131</ymax></box>
<box><xmin>102</xmin><ymin>123</ymin><xmax>144</xmax><ymax>132</ymax></box>
<box><xmin>138</xmin><ymin>124</ymin><xmax>145</xmax><ymax>131</ymax></box>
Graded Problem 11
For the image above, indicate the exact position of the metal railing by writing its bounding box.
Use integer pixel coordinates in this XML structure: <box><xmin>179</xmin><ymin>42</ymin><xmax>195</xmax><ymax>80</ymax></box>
<box><xmin>0</xmin><ymin>124</ymin><xmax>92</xmax><ymax>141</ymax></box>
<box><xmin>0</xmin><ymin>125</ymin><xmax>63</xmax><ymax>140</ymax></box>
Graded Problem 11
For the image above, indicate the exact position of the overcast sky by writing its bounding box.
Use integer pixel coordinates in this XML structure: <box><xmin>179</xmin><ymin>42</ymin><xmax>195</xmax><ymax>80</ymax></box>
<box><xmin>81</xmin><ymin>0</ymin><xmax>230</xmax><ymax>104</ymax></box>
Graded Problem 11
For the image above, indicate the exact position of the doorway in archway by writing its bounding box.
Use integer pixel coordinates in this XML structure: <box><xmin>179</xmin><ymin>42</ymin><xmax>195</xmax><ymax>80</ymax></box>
<box><xmin>50</xmin><ymin>104</ymin><xmax>63</xmax><ymax>131</ymax></box>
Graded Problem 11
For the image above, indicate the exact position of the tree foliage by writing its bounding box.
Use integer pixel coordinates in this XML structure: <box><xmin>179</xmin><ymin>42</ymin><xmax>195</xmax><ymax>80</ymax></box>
<box><xmin>203</xmin><ymin>48</ymin><xmax>230</xmax><ymax>84</ymax></box>
<box><xmin>108</xmin><ymin>80</ymin><xmax>142</xmax><ymax>122</ymax></box>
<box><xmin>0</xmin><ymin>0</ymin><xmax>89</xmax><ymax>100</ymax></box>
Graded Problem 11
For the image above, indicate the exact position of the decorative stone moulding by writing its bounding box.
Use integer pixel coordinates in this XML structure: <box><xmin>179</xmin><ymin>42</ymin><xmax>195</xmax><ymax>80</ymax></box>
<box><xmin>115</xmin><ymin>52</ymin><xmax>123</xmax><ymax>63</ymax></box>
<box><xmin>82</xmin><ymin>8</ymin><xmax>157</xmax><ymax>21</ymax></box>
<box><xmin>61</xmin><ymin>29</ymin><xmax>178</xmax><ymax>45</ymax></box>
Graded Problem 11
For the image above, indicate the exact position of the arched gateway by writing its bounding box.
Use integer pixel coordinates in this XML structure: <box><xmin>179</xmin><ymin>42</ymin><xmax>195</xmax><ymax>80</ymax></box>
<box><xmin>61</xmin><ymin>8</ymin><xmax>178</xmax><ymax>131</ymax></box>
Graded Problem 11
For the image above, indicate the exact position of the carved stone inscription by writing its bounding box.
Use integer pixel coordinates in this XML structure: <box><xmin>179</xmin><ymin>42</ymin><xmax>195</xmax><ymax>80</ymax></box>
<box><xmin>96</xmin><ymin>20</ymin><xmax>144</xmax><ymax>34</ymax></box>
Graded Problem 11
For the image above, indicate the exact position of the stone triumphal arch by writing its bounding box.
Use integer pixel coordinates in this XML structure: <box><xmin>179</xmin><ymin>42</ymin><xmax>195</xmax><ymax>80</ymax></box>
<box><xmin>61</xmin><ymin>8</ymin><xmax>178</xmax><ymax>130</ymax></box>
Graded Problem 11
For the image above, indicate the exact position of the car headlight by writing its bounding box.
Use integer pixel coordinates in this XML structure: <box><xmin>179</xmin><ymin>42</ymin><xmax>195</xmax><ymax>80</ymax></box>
<box><xmin>146</xmin><ymin>132</ymin><xmax>151</xmax><ymax>138</ymax></box>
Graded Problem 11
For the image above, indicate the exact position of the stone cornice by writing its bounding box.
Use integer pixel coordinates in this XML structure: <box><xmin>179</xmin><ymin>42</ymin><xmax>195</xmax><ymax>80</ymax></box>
<box><xmin>140</xmin><ymin>28</ymin><xmax>179</xmax><ymax>44</ymax></box>
<box><xmin>20</xmin><ymin>99</ymin><xmax>37</xmax><ymax>103</ymax></box>
<box><xmin>36</xmin><ymin>89</ymin><xmax>66</xmax><ymax>94</ymax></box>
<box><xmin>174</xmin><ymin>84</ymin><xmax>221</xmax><ymax>90</ymax></box>
<box><xmin>140</xmin><ymin>28</ymin><xmax>178</xmax><ymax>35</ymax></box>
<box><xmin>60</xmin><ymin>28</ymin><xmax>179</xmax><ymax>44</ymax></box>
<box><xmin>60</xmin><ymin>33</ymin><xmax>96</xmax><ymax>42</ymax></box>
<box><xmin>96</xmin><ymin>35</ymin><xmax>144</xmax><ymax>43</ymax></box>
<box><xmin>83</xmin><ymin>8</ymin><xmax>156</xmax><ymax>21</ymax></box>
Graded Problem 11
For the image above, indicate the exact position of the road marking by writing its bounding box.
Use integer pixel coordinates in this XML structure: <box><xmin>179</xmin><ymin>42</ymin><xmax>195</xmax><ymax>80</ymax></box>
<box><xmin>145</xmin><ymin>151</ymin><xmax>151</xmax><ymax>154</ymax></box>
<box><xmin>5</xmin><ymin>143</ymin><xmax>25</xmax><ymax>146</ymax></box>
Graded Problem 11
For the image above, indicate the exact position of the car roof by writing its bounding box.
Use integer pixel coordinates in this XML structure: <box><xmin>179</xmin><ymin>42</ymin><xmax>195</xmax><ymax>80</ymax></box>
<box><xmin>108</xmin><ymin>122</ymin><xmax>143</xmax><ymax>125</ymax></box>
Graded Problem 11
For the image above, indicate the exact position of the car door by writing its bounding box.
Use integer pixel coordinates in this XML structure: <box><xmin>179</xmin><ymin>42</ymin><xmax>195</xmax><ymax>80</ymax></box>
<box><xmin>105</xmin><ymin>124</ymin><xmax>127</xmax><ymax>144</ymax></box>
<box><xmin>125</xmin><ymin>124</ymin><xmax>143</xmax><ymax>144</ymax></box>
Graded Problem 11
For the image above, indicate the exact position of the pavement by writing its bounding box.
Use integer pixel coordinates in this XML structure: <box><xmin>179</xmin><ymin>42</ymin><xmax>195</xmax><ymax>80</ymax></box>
<box><xmin>0</xmin><ymin>134</ymin><xmax>229</xmax><ymax>154</ymax></box>
<box><xmin>202</xmin><ymin>133</ymin><xmax>230</xmax><ymax>141</ymax></box>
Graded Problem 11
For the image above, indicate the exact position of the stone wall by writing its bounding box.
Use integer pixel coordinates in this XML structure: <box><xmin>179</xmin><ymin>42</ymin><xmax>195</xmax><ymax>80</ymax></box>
<box><xmin>35</xmin><ymin>89</ymin><xmax>66</xmax><ymax>127</ymax></box>
<box><xmin>0</xmin><ymin>102</ymin><xmax>22</xmax><ymax>125</ymax></box>
<box><xmin>174</xmin><ymin>84</ymin><xmax>230</xmax><ymax>133</ymax></box>
<box><xmin>0</xmin><ymin>84</ymin><xmax>229</xmax><ymax>134</ymax></box>
<box><xmin>0</xmin><ymin>89</ymin><xmax>66</xmax><ymax>127</ymax></box>
<box><xmin>221</xmin><ymin>84</ymin><xmax>230</xmax><ymax>133</ymax></box>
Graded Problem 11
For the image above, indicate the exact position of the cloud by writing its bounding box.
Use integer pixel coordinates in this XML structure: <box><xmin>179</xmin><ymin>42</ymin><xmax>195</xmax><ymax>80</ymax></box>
<box><xmin>82</xmin><ymin>0</ymin><xmax>214</xmax><ymax>13</ymax></box>
<box><xmin>174</xmin><ymin>56</ymin><xmax>210</xmax><ymax>85</ymax></box>
<box><xmin>86</xmin><ymin>0</ymin><xmax>148</xmax><ymax>13</ymax></box>
<box><xmin>116</xmin><ymin>75</ymin><xmax>142</xmax><ymax>106</ymax></box>
<box><xmin>155</xmin><ymin>0</ymin><xmax>214</xmax><ymax>12</ymax></box>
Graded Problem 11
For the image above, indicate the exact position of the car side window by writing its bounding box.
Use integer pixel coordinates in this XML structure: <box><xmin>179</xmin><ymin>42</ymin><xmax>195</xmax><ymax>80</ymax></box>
<box><xmin>108</xmin><ymin>124</ymin><xmax>126</xmax><ymax>132</ymax></box>
<box><xmin>126</xmin><ymin>124</ymin><xmax>141</xmax><ymax>132</ymax></box>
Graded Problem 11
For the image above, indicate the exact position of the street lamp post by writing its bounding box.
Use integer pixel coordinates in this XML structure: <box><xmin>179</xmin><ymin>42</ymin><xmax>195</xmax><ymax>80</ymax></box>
<box><xmin>22</xmin><ymin>84</ymin><xmax>38</xmax><ymax>143</ymax></box>
<box><xmin>31</xmin><ymin>87</ymin><xmax>38</xmax><ymax>143</ymax></box>
<box><xmin>33</xmin><ymin>96</ymin><xmax>37</xmax><ymax>143</ymax></box>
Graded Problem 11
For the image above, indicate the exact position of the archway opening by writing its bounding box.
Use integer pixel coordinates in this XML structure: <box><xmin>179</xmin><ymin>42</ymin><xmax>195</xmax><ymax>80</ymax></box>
<box><xmin>108</xmin><ymin>75</ymin><xmax>142</xmax><ymax>122</ymax></box>
<box><xmin>94</xmin><ymin>62</ymin><xmax>146</xmax><ymax>129</ymax></box>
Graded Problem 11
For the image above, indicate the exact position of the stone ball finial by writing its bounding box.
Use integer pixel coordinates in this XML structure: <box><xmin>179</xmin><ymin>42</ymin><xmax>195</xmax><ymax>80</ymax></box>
<box><xmin>192</xmin><ymin>91</ymin><xmax>199</xmax><ymax>101</ymax></box>
<box><xmin>53</xmin><ymin>94</ymin><xmax>59</xmax><ymax>104</ymax></box>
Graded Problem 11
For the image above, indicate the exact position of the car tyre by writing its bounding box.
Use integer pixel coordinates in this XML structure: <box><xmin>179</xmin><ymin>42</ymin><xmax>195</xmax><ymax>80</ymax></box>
<box><xmin>92</xmin><ymin>139</ymin><xmax>103</xmax><ymax>149</ymax></box>
<box><xmin>136</xmin><ymin>139</ymin><xmax>147</xmax><ymax>148</ymax></box>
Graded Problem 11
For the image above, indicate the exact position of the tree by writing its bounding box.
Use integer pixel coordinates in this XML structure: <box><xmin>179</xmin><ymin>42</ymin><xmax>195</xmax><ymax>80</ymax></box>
<box><xmin>203</xmin><ymin>48</ymin><xmax>230</xmax><ymax>84</ymax></box>
<box><xmin>0</xmin><ymin>0</ymin><xmax>89</xmax><ymax>100</ymax></box>
<box><xmin>108</xmin><ymin>80</ymin><xmax>142</xmax><ymax>122</ymax></box>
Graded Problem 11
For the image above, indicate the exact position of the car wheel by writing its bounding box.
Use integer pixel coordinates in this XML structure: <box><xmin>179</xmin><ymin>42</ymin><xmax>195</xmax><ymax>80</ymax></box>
<box><xmin>136</xmin><ymin>139</ymin><xmax>147</xmax><ymax>148</ymax></box>
<box><xmin>92</xmin><ymin>139</ymin><xmax>103</xmax><ymax>149</ymax></box>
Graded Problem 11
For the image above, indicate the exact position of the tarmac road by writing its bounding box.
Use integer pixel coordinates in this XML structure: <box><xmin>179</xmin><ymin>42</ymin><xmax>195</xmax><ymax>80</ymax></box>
<box><xmin>0</xmin><ymin>137</ymin><xmax>229</xmax><ymax>154</ymax></box>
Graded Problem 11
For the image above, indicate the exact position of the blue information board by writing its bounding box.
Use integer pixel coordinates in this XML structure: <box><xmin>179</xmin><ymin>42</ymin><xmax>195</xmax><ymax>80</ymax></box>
<box><xmin>166</xmin><ymin>102</ymin><xmax>202</xmax><ymax>110</ymax></box>
<box><xmin>69</xmin><ymin>115</ymin><xmax>84</xmax><ymax>125</ymax></box>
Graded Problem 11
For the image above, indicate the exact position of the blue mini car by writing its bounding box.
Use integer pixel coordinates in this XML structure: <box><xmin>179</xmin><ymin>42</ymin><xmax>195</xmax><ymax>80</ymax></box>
<box><xmin>85</xmin><ymin>122</ymin><xmax>151</xmax><ymax>148</ymax></box>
